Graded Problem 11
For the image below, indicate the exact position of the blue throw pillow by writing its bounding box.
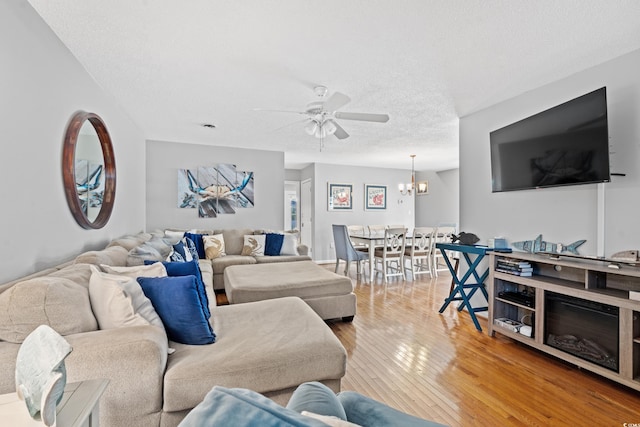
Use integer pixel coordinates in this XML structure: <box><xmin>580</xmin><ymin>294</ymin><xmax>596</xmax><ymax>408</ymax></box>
<box><xmin>147</xmin><ymin>260</ymin><xmax>210</xmax><ymax>319</ymax></box>
<box><xmin>184</xmin><ymin>232</ymin><xmax>206</xmax><ymax>259</ymax></box>
<box><xmin>137</xmin><ymin>276</ymin><xmax>216</xmax><ymax>345</ymax></box>
<box><xmin>169</xmin><ymin>241</ymin><xmax>188</xmax><ymax>262</ymax></box>
<box><xmin>264</xmin><ymin>233</ymin><xmax>285</xmax><ymax>256</ymax></box>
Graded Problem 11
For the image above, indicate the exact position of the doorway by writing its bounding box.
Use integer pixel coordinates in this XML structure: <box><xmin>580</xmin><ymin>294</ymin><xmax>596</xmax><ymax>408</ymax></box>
<box><xmin>300</xmin><ymin>179</ymin><xmax>312</xmax><ymax>256</ymax></box>
<box><xmin>284</xmin><ymin>181</ymin><xmax>299</xmax><ymax>231</ymax></box>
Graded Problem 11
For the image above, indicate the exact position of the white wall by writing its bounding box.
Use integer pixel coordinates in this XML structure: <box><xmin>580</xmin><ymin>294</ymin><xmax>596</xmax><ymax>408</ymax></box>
<box><xmin>0</xmin><ymin>0</ymin><xmax>145</xmax><ymax>283</ymax></box>
<box><xmin>415</xmin><ymin>169</ymin><xmax>459</xmax><ymax>229</ymax></box>
<box><xmin>312</xmin><ymin>163</ymin><xmax>415</xmax><ymax>262</ymax></box>
<box><xmin>145</xmin><ymin>140</ymin><xmax>285</xmax><ymax>231</ymax></box>
<box><xmin>460</xmin><ymin>48</ymin><xmax>640</xmax><ymax>257</ymax></box>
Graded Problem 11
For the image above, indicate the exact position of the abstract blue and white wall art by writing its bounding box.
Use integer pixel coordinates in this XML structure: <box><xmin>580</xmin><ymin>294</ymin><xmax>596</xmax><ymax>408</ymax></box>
<box><xmin>177</xmin><ymin>163</ymin><xmax>254</xmax><ymax>218</ymax></box>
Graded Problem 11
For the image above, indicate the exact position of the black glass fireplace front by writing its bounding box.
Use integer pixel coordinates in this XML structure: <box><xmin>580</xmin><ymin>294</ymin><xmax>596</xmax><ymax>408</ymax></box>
<box><xmin>544</xmin><ymin>291</ymin><xmax>619</xmax><ymax>372</ymax></box>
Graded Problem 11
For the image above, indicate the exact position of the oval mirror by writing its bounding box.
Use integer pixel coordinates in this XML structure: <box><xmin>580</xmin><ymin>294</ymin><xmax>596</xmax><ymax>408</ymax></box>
<box><xmin>62</xmin><ymin>111</ymin><xmax>116</xmax><ymax>229</ymax></box>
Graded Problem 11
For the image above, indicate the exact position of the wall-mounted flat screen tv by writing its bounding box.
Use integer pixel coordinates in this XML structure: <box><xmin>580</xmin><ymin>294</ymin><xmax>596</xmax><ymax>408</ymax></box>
<box><xmin>490</xmin><ymin>87</ymin><xmax>610</xmax><ymax>192</ymax></box>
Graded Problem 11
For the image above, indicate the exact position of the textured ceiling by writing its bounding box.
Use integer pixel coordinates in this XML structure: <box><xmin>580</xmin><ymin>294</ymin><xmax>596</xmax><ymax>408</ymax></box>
<box><xmin>28</xmin><ymin>0</ymin><xmax>640</xmax><ymax>171</ymax></box>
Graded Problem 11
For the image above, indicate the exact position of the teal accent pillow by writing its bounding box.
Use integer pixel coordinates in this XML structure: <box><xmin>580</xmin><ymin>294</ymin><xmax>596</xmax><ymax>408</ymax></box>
<box><xmin>264</xmin><ymin>233</ymin><xmax>285</xmax><ymax>256</ymax></box>
<box><xmin>286</xmin><ymin>382</ymin><xmax>347</xmax><ymax>420</ymax></box>
<box><xmin>179</xmin><ymin>386</ymin><xmax>329</xmax><ymax>427</ymax></box>
<box><xmin>137</xmin><ymin>276</ymin><xmax>215</xmax><ymax>345</ymax></box>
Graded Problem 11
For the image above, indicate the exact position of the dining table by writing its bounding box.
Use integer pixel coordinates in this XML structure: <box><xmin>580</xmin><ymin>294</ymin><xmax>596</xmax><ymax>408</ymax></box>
<box><xmin>348</xmin><ymin>232</ymin><xmax>385</xmax><ymax>280</ymax></box>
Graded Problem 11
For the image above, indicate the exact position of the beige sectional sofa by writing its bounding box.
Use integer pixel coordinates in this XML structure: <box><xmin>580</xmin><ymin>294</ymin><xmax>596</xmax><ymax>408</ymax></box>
<box><xmin>166</xmin><ymin>228</ymin><xmax>311</xmax><ymax>290</ymax></box>
<box><xmin>0</xmin><ymin>231</ymin><xmax>346</xmax><ymax>427</ymax></box>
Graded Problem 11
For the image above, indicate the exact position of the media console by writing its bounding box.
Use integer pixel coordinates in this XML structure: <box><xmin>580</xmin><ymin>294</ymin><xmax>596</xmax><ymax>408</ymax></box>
<box><xmin>488</xmin><ymin>251</ymin><xmax>640</xmax><ymax>391</ymax></box>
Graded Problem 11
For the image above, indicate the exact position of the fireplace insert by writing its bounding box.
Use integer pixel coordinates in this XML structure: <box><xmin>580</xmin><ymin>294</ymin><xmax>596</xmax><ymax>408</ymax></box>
<box><xmin>544</xmin><ymin>291</ymin><xmax>619</xmax><ymax>372</ymax></box>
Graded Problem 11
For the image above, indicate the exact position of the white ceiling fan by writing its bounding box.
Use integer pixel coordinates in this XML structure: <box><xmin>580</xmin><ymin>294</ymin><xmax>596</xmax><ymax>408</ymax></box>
<box><xmin>258</xmin><ymin>86</ymin><xmax>390</xmax><ymax>145</ymax></box>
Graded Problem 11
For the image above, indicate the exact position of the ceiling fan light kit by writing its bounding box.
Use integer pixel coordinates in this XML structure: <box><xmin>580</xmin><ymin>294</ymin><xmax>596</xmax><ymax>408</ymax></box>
<box><xmin>258</xmin><ymin>86</ymin><xmax>390</xmax><ymax>150</ymax></box>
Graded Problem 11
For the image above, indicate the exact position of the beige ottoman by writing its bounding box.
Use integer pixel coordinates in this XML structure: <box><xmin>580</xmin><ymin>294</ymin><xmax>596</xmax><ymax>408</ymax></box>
<box><xmin>224</xmin><ymin>261</ymin><xmax>356</xmax><ymax>321</ymax></box>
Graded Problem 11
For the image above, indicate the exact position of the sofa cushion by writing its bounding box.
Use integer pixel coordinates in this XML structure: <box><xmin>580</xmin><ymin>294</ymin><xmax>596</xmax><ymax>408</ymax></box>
<box><xmin>143</xmin><ymin>235</ymin><xmax>173</xmax><ymax>259</ymax></box>
<box><xmin>255</xmin><ymin>255</ymin><xmax>312</xmax><ymax>264</ymax></box>
<box><xmin>164</xmin><ymin>229</ymin><xmax>185</xmax><ymax>244</ymax></box>
<box><xmin>127</xmin><ymin>243</ymin><xmax>164</xmax><ymax>266</ymax></box>
<box><xmin>0</xmin><ymin>277</ymin><xmax>97</xmax><ymax>343</ymax></box>
<box><xmin>137</xmin><ymin>276</ymin><xmax>216</xmax><ymax>345</ymax></box>
<box><xmin>159</xmin><ymin>260</ymin><xmax>210</xmax><ymax>319</ymax></box>
<box><xmin>203</xmin><ymin>234</ymin><xmax>226</xmax><ymax>259</ymax></box>
<box><xmin>170</xmin><ymin>237</ymin><xmax>198</xmax><ymax>262</ymax></box>
<box><xmin>241</xmin><ymin>235</ymin><xmax>266</xmax><ymax>256</ymax></box>
<box><xmin>106</xmin><ymin>233</ymin><xmax>152</xmax><ymax>251</ymax></box>
<box><xmin>48</xmin><ymin>263</ymin><xmax>93</xmax><ymax>289</ymax></box>
<box><xmin>280</xmin><ymin>233</ymin><xmax>300</xmax><ymax>256</ymax></box>
<box><xmin>100</xmin><ymin>262</ymin><xmax>168</xmax><ymax>279</ymax></box>
<box><xmin>184</xmin><ymin>232</ymin><xmax>206</xmax><ymax>259</ymax></box>
<box><xmin>264</xmin><ymin>233</ymin><xmax>285</xmax><ymax>256</ymax></box>
<box><xmin>178</xmin><ymin>386</ymin><xmax>329</xmax><ymax>427</ymax></box>
<box><xmin>211</xmin><ymin>255</ymin><xmax>256</xmax><ymax>274</ymax></box>
<box><xmin>75</xmin><ymin>245</ymin><xmax>129</xmax><ymax>266</ymax></box>
<box><xmin>286</xmin><ymin>381</ymin><xmax>348</xmax><ymax>420</ymax></box>
<box><xmin>89</xmin><ymin>266</ymin><xmax>165</xmax><ymax>331</ymax></box>
<box><xmin>216</xmin><ymin>228</ymin><xmax>254</xmax><ymax>255</ymax></box>
<box><xmin>163</xmin><ymin>297</ymin><xmax>346</xmax><ymax>412</ymax></box>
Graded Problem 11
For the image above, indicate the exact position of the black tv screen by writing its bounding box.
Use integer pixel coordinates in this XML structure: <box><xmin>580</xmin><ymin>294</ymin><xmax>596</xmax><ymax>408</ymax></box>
<box><xmin>490</xmin><ymin>87</ymin><xmax>610</xmax><ymax>192</ymax></box>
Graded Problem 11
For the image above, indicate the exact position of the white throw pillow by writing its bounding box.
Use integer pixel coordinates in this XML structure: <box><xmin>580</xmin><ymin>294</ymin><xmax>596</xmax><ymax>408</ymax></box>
<box><xmin>280</xmin><ymin>234</ymin><xmax>299</xmax><ymax>256</ymax></box>
<box><xmin>100</xmin><ymin>262</ymin><xmax>167</xmax><ymax>279</ymax></box>
<box><xmin>164</xmin><ymin>229</ymin><xmax>185</xmax><ymax>244</ymax></box>
<box><xmin>203</xmin><ymin>234</ymin><xmax>226</xmax><ymax>259</ymax></box>
<box><xmin>241</xmin><ymin>234</ymin><xmax>266</xmax><ymax>256</ymax></box>
<box><xmin>301</xmin><ymin>412</ymin><xmax>361</xmax><ymax>427</ymax></box>
<box><xmin>88</xmin><ymin>265</ymin><xmax>164</xmax><ymax>331</ymax></box>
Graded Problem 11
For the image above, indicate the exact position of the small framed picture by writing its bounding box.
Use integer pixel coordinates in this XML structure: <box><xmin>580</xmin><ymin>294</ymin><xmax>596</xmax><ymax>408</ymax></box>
<box><xmin>416</xmin><ymin>180</ymin><xmax>429</xmax><ymax>195</ymax></box>
<box><xmin>328</xmin><ymin>183</ymin><xmax>353</xmax><ymax>210</ymax></box>
<box><xmin>365</xmin><ymin>184</ymin><xmax>387</xmax><ymax>210</ymax></box>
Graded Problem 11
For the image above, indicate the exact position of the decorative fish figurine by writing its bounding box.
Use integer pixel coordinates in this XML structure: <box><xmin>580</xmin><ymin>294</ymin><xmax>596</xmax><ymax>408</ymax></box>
<box><xmin>512</xmin><ymin>234</ymin><xmax>586</xmax><ymax>254</ymax></box>
<box><xmin>451</xmin><ymin>232</ymin><xmax>480</xmax><ymax>245</ymax></box>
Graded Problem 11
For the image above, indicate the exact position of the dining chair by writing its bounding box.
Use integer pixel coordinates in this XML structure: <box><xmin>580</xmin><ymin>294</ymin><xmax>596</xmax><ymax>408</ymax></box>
<box><xmin>373</xmin><ymin>227</ymin><xmax>407</xmax><ymax>283</ymax></box>
<box><xmin>347</xmin><ymin>225</ymin><xmax>368</xmax><ymax>250</ymax></box>
<box><xmin>405</xmin><ymin>227</ymin><xmax>436</xmax><ymax>280</ymax></box>
<box><xmin>432</xmin><ymin>226</ymin><xmax>456</xmax><ymax>277</ymax></box>
<box><xmin>332</xmin><ymin>224</ymin><xmax>369</xmax><ymax>278</ymax></box>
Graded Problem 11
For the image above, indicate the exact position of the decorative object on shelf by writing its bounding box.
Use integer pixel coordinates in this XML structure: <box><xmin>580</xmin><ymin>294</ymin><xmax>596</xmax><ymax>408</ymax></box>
<box><xmin>62</xmin><ymin>111</ymin><xmax>116</xmax><ymax>229</ymax></box>
<box><xmin>398</xmin><ymin>154</ymin><xmax>416</xmax><ymax>195</ymax></box>
<box><xmin>610</xmin><ymin>250</ymin><xmax>639</xmax><ymax>263</ymax></box>
<box><xmin>328</xmin><ymin>183</ymin><xmax>352</xmax><ymax>211</ymax></box>
<box><xmin>512</xmin><ymin>234</ymin><xmax>585</xmax><ymax>254</ymax></box>
<box><xmin>177</xmin><ymin>163</ymin><xmax>254</xmax><ymax>218</ymax></box>
<box><xmin>416</xmin><ymin>180</ymin><xmax>428</xmax><ymax>195</ymax></box>
<box><xmin>364</xmin><ymin>184</ymin><xmax>386</xmax><ymax>210</ymax></box>
<box><xmin>451</xmin><ymin>232</ymin><xmax>480</xmax><ymax>245</ymax></box>
<box><xmin>15</xmin><ymin>325</ymin><xmax>73</xmax><ymax>426</ymax></box>
<box><xmin>488</xmin><ymin>237</ymin><xmax>508</xmax><ymax>249</ymax></box>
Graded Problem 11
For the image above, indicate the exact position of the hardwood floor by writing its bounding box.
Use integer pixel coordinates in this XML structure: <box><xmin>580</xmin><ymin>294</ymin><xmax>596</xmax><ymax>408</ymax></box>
<box><xmin>324</xmin><ymin>264</ymin><xmax>640</xmax><ymax>426</ymax></box>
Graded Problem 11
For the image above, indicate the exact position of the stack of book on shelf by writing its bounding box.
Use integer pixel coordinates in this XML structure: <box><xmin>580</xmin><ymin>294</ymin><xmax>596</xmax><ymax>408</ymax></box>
<box><xmin>496</xmin><ymin>258</ymin><xmax>533</xmax><ymax>277</ymax></box>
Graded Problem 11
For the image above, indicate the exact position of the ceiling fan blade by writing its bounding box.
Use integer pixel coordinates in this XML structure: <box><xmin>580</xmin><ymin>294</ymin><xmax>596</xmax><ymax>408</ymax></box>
<box><xmin>334</xmin><ymin>112</ymin><xmax>390</xmax><ymax>123</ymax></box>
<box><xmin>270</xmin><ymin>118</ymin><xmax>310</xmax><ymax>132</ymax></box>
<box><xmin>322</xmin><ymin>92</ymin><xmax>351</xmax><ymax>112</ymax></box>
<box><xmin>253</xmin><ymin>108</ymin><xmax>306</xmax><ymax>115</ymax></box>
<box><xmin>332</xmin><ymin>121</ymin><xmax>350</xmax><ymax>140</ymax></box>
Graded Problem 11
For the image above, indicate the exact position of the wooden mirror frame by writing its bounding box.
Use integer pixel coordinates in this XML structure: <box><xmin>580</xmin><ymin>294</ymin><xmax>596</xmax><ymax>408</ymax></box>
<box><xmin>62</xmin><ymin>111</ymin><xmax>116</xmax><ymax>229</ymax></box>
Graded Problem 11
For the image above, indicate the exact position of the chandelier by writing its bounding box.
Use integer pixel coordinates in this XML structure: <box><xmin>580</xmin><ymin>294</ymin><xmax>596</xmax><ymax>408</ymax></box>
<box><xmin>398</xmin><ymin>154</ymin><xmax>416</xmax><ymax>195</ymax></box>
